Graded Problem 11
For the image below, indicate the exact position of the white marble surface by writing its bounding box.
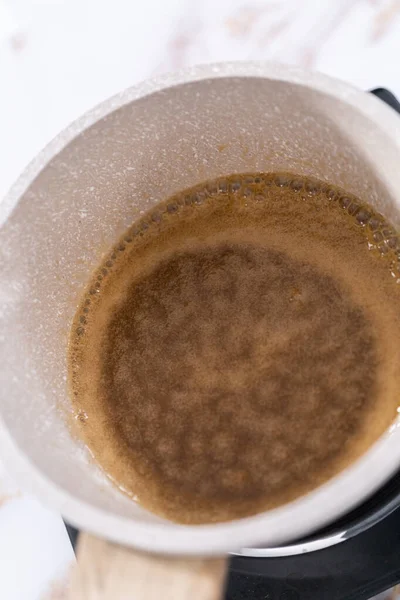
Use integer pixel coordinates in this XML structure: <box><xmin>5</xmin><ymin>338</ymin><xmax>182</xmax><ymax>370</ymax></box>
<box><xmin>1</xmin><ymin>0</ymin><xmax>400</xmax><ymax>598</ymax></box>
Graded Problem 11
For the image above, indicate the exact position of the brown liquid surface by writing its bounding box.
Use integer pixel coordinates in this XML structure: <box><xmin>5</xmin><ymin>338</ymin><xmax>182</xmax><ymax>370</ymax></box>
<box><xmin>69</xmin><ymin>173</ymin><xmax>400</xmax><ymax>524</ymax></box>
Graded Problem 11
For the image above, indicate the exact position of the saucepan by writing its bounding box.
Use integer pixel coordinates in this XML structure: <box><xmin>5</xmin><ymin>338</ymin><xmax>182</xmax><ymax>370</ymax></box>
<box><xmin>1</xmin><ymin>62</ymin><xmax>400</xmax><ymax>598</ymax></box>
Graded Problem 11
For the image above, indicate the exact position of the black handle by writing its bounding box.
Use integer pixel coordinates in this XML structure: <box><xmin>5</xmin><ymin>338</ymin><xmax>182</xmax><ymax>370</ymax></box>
<box><xmin>370</xmin><ymin>88</ymin><xmax>400</xmax><ymax>114</ymax></box>
<box><xmin>229</xmin><ymin>505</ymin><xmax>400</xmax><ymax>599</ymax></box>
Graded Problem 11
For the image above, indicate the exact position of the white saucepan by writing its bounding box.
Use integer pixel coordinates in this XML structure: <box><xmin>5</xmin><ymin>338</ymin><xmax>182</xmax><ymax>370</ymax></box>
<box><xmin>1</xmin><ymin>63</ymin><xmax>400</xmax><ymax>572</ymax></box>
